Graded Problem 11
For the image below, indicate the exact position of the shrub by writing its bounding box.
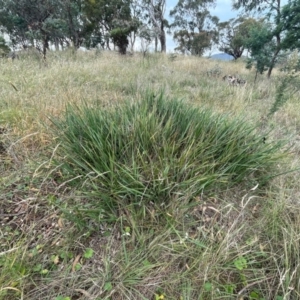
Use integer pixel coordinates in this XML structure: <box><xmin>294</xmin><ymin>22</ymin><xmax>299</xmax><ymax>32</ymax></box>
<box><xmin>52</xmin><ymin>92</ymin><xmax>283</xmax><ymax>220</ymax></box>
<box><xmin>269</xmin><ymin>50</ymin><xmax>300</xmax><ymax>116</ymax></box>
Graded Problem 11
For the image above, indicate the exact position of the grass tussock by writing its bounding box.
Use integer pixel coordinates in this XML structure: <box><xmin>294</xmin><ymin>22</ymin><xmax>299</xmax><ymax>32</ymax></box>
<box><xmin>52</xmin><ymin>91</ymin><xmax>283</xmax><ymax>221</ymax></box>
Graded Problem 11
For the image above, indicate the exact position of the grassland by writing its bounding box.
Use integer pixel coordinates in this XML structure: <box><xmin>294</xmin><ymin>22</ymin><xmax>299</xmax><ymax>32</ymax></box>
<box><xmin>1</xmin><ymin>50</ymin><xmax>300</xmax><ymax>300</ymax></box>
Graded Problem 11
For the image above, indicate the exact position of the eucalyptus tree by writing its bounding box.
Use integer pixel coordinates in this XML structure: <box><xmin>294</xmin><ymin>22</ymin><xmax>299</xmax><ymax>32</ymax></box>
<box><xmin>138</xmin><ymin>0</ymin><xmax>168</xmax><ymax>52</ymax></box>
<box><xmin>243</xmin><ymin>20</ymin><xmax>278</xmax><ymax>80</ymax></box>
<box><xmin>0</xmin><ymin>0</ymin><xmax>64</xmax><ymax>59</ymax></box>
<box><xmin>153</xmin><ymin>0</ymin><xmax>168</xmax><ymax>53</ymax></box>
<box><xmin>57</xmin><ymin>0</ymin><xmax>96</xmax><ymax>49</ymax></box>
<box><xmin>232</xmin><ymin>0</ymin><xmax>276</xmax><ymax>12</ymax></box>
<box><xmin>128</xmin><ymin>0</ymin><xmax>144</xmax><ymax>51</ymax></box>
<box><xmin>82</xmin><ymin>0</ymin><xmax>140</xmax><ymax>54</ymax></box>
<box><xmin>232</xmin><ymin>0</ymin><xmax>285</xmax><ymax>77</ymax></box>
<box><xmin>218</xmin><ymin>17</ymin><xmax>259</xmax><ymax>60</ymax></box>
<box><xmin>0</xmin><ymin>1</ymin><xmax>28</xmax><ymax>49</ymax></box>
<box><xmin>170</xmin><ymin>0</ymin><xmax>219</xmax><ymax>56</ymax></box>
<box><xmin>281</xmin><ymin>0</ymin><xmax>300</xmax><ymax>51</ymax></box>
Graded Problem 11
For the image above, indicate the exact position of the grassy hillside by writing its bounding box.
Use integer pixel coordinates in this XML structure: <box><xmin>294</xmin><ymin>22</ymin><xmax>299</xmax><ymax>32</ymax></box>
<box><xmin>1</xmin><ymin>50</ymin><xmax>300</xmax><ymax>300</ymax></box>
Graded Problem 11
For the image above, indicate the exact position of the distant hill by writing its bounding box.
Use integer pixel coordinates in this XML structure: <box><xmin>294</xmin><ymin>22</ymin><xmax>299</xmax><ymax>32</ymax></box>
<box><xmin>209</xmin><ymin>53</ymin><xmax>234</xmax><ymax>61</ymax></box>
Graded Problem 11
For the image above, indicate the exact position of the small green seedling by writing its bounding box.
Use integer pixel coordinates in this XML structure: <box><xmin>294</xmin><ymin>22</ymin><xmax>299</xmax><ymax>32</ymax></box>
<box><xmin>83</xmin><ymin>248</ymin><xmax>94</xmax><ymax>259</ymax></box>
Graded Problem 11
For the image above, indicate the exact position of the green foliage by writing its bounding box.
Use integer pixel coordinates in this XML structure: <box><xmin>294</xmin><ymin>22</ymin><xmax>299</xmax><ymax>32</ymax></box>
<box><xmin>243</xmin><ymin>21</ymin><xmax>275</xmax><ymax>75</ymax></box>
<box><xmin>0</xmin><ymin>247</ymin><xmax>27</xmax><ymax>300</ymax></box>
<box><xmin>269</xmin><ymin>50</ymin><xmax>300</xmax><ymax>115</ymax></box>
<box><xmin>173</xmin><ymin>29</ymin><xmax>214</xmax><ymax>56</ymax></box>
<box><xmin>83</xmin><ymin>0</ymin><xmax>137</xmax><ymax>53</ymax></box>
<box><xmin>170</xmin><ymin>0</ymin><xmax>218</xmax><ymax>55</ymax></box>
<box><xmin>191</xmin><ymin>30</ymin><xmax>214</xmax><ymax>56</ymax></box>
<box><xmin>269</xmin><ymin>76</ymin><xmax>290</xmax><ymax>116</ymax></box>
<box><xmin>55</xmin><ymin>296</ymin><xmax>70</xmax><ymax>300</ymax></box>
<box><xmin>0</xmin><ymin>36</ymin><xmax>10</xmax><ymax>57</ymax></box>
<box><xmin>232</xmin><ymin>0</ymin><xmax>270</xmax><ymax>12</ymax></box>
<box><xmin>0</xmin><ymin>0</ymin><xmax>31</xmax><ymax>47</ymax></box>
<box><xmin>57</xmin><ymin>0</ymin><xmax>95</xmax><ymax>49</ymax></box>
<box><xmin>0</xmin><ymin>0</ymin><xmax>139</xmax><ymax>53</ymax></box>
<box><xmin>0</xmin><ymin>0</ymin><xmax>64</xmax><ymax>56</ymax></box>
<box><xmin>204</xmin><ymin>282</ymin><xmax>213</xmax><ymax>292</ymax></box>
<box><xmin>52</xmin><ymin>91</ymin><xmax>283</xmax><ymax>223</ymax></box>
<box><xmin>232</xmin><ymin>0</ymin><xmax>300</xmax><ymax>78</ymax></box>
<box><xmin>218</xmin><ymin>17</ymin><xmax>260</xmax><ymax>60</ymax></box>
<box><xmin>281</xmin><ymin>0</ymin><xmax>300</xmax><ymax>50</ymax></box>
<box><xmin>140</xmin><ymin>0</ymin><xmax>168</xmax><ymax>52</ymax></box>
<box><xmin>234</xmin><ymin>256</ymin><xmax>248</xmax><ymax>271</ymax></box>
<box><xmin>110</xmin><ymin>28</ymin><xmax>131</xmax><ymax>55</ymax></box>
<box><xmin>83</xmin><ymin>248</ymin><xmax>94</xmax><ymax>259</ymax></box>
<box><xmin>104</xmin><ymin>282</ymin><xmax>113</xmax><ymax>292</ymax></box>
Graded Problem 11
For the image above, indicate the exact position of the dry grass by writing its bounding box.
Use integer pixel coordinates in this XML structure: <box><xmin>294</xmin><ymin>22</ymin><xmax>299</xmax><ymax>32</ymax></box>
<box><xmin>1</xmin><ymin>50</ymin><xmax>300</xmax><ymax>300</ymax></box>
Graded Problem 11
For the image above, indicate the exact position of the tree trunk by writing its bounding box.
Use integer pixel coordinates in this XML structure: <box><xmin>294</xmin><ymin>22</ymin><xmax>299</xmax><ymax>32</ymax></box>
<box><xmin>154</xmin><ymin>36</ymin><xmax>158</xmax><ymax>52</ymax></box>
<box><xmin>54</xmin><ymin>39</ymin><xmax>59</xmax><ymax>51</ymax></box>
<box><xmin>159</xmin><ymin>27</ymin><xmax>166</xmax><ymax>53</ymax></box>
<box><xmin>254</xmin><ymin>69</ymin><xmax>258</xmax><ymax>83</ymax></box>
<box><xmin>267</xmin><ymin>64</ymin><xmax>274</xmax><ymax>78</ymax></box>
<box><xmin>42</xmin><ymin>34</ymin><xmax>49</xmax><ymax>60</ymax></box>
<box><xmin>267</xmin><ymin>4</ymin><xmax>281</xmax><ymax>78</ymax></box>
<box><xmin>66</xmin><ymin>3</ymin><xmax>81</xmax><ymax>49</ymax></box>
<box><xmin>130</xmin><ymin>31</ymin><xmax>136</xmax><ymax>52</ymax></box>
<box><xmin>267</xmin><ymin>43</ymin><xmax>281</xmax><ymax>78</ymax></box>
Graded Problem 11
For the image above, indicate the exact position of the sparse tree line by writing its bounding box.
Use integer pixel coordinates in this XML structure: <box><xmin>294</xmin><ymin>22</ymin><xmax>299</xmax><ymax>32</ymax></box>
<box><xmin>0</xmin><ymin>0</ymin><xmax>300</xmax><ymax>77</ymax></box>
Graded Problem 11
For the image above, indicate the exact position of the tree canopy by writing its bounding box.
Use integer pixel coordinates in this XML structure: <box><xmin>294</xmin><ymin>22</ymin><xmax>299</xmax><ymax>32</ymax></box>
<box><xmin>218</xmin><ymin>17</ymin><xmax>259</xmax><ymax>60</ymax></box>
<box><xmin>281</xmin><ymin>0</ymin><xmax>300</xmax><ymax>50</ymax></box>
<box><xmin>232</xmin><ymin>0</ymin><xmax>286</xmax><ymax>77</ymax></box>
<box><xmin>170</xmin><ymin>0</ymin><xmax>218</xmax><ymax>55</ymax></box>
<box><xmin>0</xmin><ymin>0</ymin><xmax>299</xmax><ymax>62</ymax></box>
